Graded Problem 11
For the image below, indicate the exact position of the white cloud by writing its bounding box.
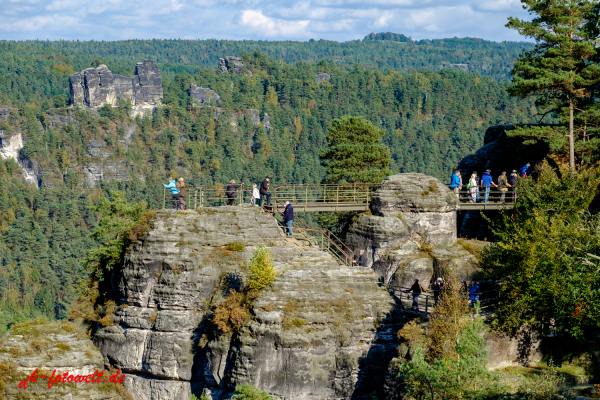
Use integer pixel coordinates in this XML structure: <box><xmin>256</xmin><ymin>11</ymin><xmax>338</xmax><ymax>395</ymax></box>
<box><xmin>240</xmin><ymin>9</ymin><xmax>310</xmax><ymax>37</ymax></box>
<box><xmin>0</xmin><ymin>0</ymin><xmax>531</xmax><ymax>41</ymax></box>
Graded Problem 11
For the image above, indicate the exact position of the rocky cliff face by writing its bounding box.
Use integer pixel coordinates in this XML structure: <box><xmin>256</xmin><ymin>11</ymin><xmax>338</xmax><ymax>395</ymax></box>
<box><xmin>189</xmin><ymin>83</ymin><xmax>220</xmax><ymax>106</ymax></box>
<box><xmin>0</xmin><ymin>109</ymin><xmax>42</xmax><ymax>187</ymax></box>
<box><xmin>69</xmin><ymin>60</ymin><xmax>163</xmax><ymax>109</ymax></box>
<box><xmin>347</xmin><ymin>173</ymin><xmax>478</xmax><ymax>288</ymax></box>
<box><xmin>0</xmin><ymin>319</ymin><xmax>129</xmax><ymax>399</ymax></box>
<box><xmin>218</xmin><ymin>57</ymin><xmax>245</xmax><ymax>74</ymax></box>
<box><xmin>95</xmin><ymin>206</ymin><xmax>398</xmax><ymax>400</ymax></box>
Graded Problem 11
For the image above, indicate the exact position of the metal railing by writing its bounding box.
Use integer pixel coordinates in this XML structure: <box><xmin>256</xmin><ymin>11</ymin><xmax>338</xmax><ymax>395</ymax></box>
<box><xmin>386</xmin><ymin>285</ymin><xmax>500</xmax><ymax>316</ymax></box>
<box><xmin>272</xmin><ymin>184</ymin><xmax>379</xmax><ymax>212</ymax></box>
<box><xmin>162</xmin><ymin>182</ymin><xmax>522</xmax><ymax>210</ymax></box>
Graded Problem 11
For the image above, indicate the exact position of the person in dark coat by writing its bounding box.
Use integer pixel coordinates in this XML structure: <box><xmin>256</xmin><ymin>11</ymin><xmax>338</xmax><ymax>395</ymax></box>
<box><xmin>508</xmin><ymin>170</ymin><xmax>518</xmax><ymax>202</ymax></box>
<box><xmin>282</xmin><ymin>201</ymin><xmax>294</xmax><ymax>237</ymax></box>
<box><xmin>432</xmin><ymin>278</ymin><xmax>444</xmax><ymax>306</ymax></box>
<box><xmin>409</xmin><ymin>279</ymin><xmax>424</xmax><ymax>312</ymax></box>
<box><xmin>177</xmin><ymin>178</ymin><xmax>187</xmax><ymax>210</ymax></box>
<box><xmin>354</xmin><ymin>249</ymin><xmax>368</xmax><ymax>267</ymax></box>
<box><xmin>260</xmin><ymin>176</ymin><xmax>272</xmax><ymax>206</ymax></box>
<box><xmin>225</xmin><ymin>180</ymin><xmax>240</xmax><ymax>206</ymax></box>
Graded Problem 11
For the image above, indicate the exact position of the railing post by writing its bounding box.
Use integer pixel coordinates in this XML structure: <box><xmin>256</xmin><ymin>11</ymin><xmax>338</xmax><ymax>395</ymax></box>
<box><xmin>426</xmin><ymin>295</ymin><xmax>429</xmax><ymax>314</ymax></box>
<box><xmin>240</xmin><ymin>183</ymin><xmax>244</xmax><ymax>206</ymax></box>
<box><xmin>366</xmin><ymin>186</ymin><xmax>370</xmax><ymax>210</ymax></box>
<box><xmin>305</xmin><ymin>186</ymin><xmax>308</xmax><ymax>212</ymax></box>
<box><xmin>336</xmin><ymin>186</ymin><xmax>339</xmax><ymax>212</ymax></box>
<box><xmin>163</xmin><ymin>187</ymin><xmax>166</xmax><ymax>209</ymax></box>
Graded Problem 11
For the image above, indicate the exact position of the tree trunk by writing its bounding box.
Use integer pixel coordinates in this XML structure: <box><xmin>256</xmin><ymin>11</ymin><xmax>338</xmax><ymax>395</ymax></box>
<box><xmin>569</xmin><ymin>95</ymin><xmax>575</xmax><ymax>170</ymax></box>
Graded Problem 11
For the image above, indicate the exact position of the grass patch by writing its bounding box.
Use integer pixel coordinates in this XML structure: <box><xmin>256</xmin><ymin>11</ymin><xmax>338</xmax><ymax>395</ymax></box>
<box><xmin>56</xmin><ymin>343</ymin><xmax>72</xmax><ymax>352</ymax></box>
<box><xmin>225</xmin><ymin>242</ymin><xmax>246</xmax><ymax>252</ymax></box>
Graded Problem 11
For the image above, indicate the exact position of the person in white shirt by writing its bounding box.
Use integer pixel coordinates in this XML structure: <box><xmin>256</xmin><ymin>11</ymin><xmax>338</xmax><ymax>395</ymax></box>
<box><xmin>251</xmin><ymin>184</ymin><xmax>260</xmax><ymax>206</ymax></box>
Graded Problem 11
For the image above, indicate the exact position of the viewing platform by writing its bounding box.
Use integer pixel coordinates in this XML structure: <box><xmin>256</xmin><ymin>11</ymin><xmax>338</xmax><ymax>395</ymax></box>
<box><xmin>164</xmin><ymin>183</ymin><xmax>516</xmax><ymax>212</ymax></box>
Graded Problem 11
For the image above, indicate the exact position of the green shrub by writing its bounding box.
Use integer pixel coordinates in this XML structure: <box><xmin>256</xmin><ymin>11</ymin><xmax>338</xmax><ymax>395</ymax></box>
<box><xmin>246</xmin><ymin>246</ymin><xmax>276</xmax><ymax>292</ymax></box>
<box><xmin>225</xmin><ymin>242</ymin><xmax>246</xmax><ymax>252</ymax></box>
<box><xmin>231</xmin><ymin>383</ymin><xmax>275</xmax><ymax>400</ymax></box>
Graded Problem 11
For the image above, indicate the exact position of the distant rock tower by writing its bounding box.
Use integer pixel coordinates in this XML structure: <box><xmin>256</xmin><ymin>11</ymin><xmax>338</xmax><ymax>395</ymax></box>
<box><xmin>69</xmin><ymin>60</ymin><xmax>163</xmax><ymax>108</ymax></box>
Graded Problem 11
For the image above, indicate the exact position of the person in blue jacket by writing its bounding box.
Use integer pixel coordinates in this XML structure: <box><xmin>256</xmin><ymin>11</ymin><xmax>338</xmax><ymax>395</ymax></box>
<box><xmin>520</xmin><ymin>162</ymin><xmax>531</xmax><ymax>178</ymax></box>
<box><xmin>469</xmin><ymin>279</ymin><xmax>480</xmax><ymax>308</ymax></box>
<box><xmin>480</xmin><ymin>169</ymin><xmax>497</xmax><ymax>203</ymax></box>
<box><xmin>450</xmin><ymin>170</ymin><xmax>462</xmax><ymax>199</ymax></box>
<box><xmin>164</xmin><ymin>177</ymin><xmax>180</xmax><ymax>210</ymax></box>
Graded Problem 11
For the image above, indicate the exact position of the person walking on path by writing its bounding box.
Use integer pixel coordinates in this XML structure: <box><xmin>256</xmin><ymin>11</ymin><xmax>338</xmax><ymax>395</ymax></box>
<box><xmin>409</xmin><ymin>279</ymin><xmax>425</xmax><ymax>312</ymax></box>
<box><xmin>468</xmin><ymin>172</ymin><xmax>478</xmax><ymax>203</ymax></box>
<box><xmin>177</xmin><ymin>178</ymin><xmax>187</xmax><ymax>210</ymax></box>
<box><xmin>508</xmin><ymin>170</ymin><xmax>518</xmax><ymax>202</ymax></box>
<box><xmin>497</xmin><ymin>171</ymin><xmax>511</xmax><ymax>203</ymax></box>
<box><xmin>520</xmin><ymin>162</ymin><xmax>532</xmax><ymax>178</ymax></box>
<box><xmin>450</xmin><ymin>170</ymin><xmax>462</xmax><ymax>200</ymax></box>
<box><xmin>251</xmin><ymin>184</ymin><xmax>260</xmax><ymax>206</ymax></box>
<box><xmin>164</xmin><ymin>177</ymin><xmax>180</xmax><ymax>210</ymax></box>
<box><xmin>354</xmin><ymin>249</ymin><xmax>368</xmax><ymax>268</ymax></box>
<box><xmin>432</xmin><ymin>278</ymin><xmax>444</xmax><ymax>306</ymax></box>
<box><xmin>480</xmin><ymin>169</ymin><xmax>497</xmax><ymax>203</ymax></box>
<box><xmin>260</xmin><ymin>176</ymin><xmax>272</xmax><ymax>206</ymax></box>
<box><xmin>282</xmin><ymin>201</ymin><xmax>294</xmax><ymax>237</ymax></box>
<box><xmin>225</xmin><ymin>180</ymin><xmax>240</xmax><ymax>206</ymax></box>
<box><xmin>469</xmin><ymin>279</ymin><xmax>480</xmax><ymax>308</ymax></box>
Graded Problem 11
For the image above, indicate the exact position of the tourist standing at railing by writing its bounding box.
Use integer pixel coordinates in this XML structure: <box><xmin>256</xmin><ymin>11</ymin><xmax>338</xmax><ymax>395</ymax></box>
<box><xmin>251</xmin><ymin>184</ymin><xmax>260</xmax><ymax>206</ymax></box>
<box><xmin>497</xmin><ymin>171</ymin><xmax>511</xmax><ymax>203</ymax></box>
<box><xmin>164</xmin><ymin>177</ymin><xmax>180</xmax><ymax>210</ymax></box>
<box><xmin>468</xmin><ymin>279</ymin><xmax>480</xmax><ymax>308</ymax></box>
<box><xmin>260</xmin><ymin>176</ymin><xmax>272</xmax><ymax>206</ymax></box>
<box><xmin>409</xmin><ymin>279</ymin><xmax>425</xmax><ymax>312</ymax></box>
<box><xmin>450</xmin><ymin>170</ymin><xmax>462</xmax><ymax>199</ymax></box>
<box><xmin>282</xmin><ymin>201</ymin><xmax>294</xmax><ymax>237</ymax></box>
<box><xmin>432</xmin><ymin>277</ymin><xmax>444</xmax><ymax>306</ymax></box>
<box><xmin>520</xmin><ymin>162</ymin><xmax>532</xmax><ymax>178</ymax></box>
<box><xmin>509</xmin><ymin>170</ymin><xmax>518</xmax><ymax>202</ymax></box>
<box><xmin>468</xmin><ymin>172</ymin><xmax>478</xmax><ymax>203</ymax></box>
<box><xmin>480</xmin><ymin>169</ymin><xmax>497</xmax><ymax>203</ymax></box>
<box><xmin>225</xmin><ymin>180</ymin><xmax>241</xmax><ymax>206</ymax></box>
<box><xmin>177</xmin><ymin>178</ymin><xmax>187</xmax><ymax>210</ymax></box>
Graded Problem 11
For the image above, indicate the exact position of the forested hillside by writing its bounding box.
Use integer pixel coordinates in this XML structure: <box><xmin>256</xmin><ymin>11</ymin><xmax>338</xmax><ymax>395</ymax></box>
<box><xmin>0</xmin><ymin>34</ymin><xmax>530</xmax><ymax>110</ymax></box>
<box><xmin>0</xmin><ymin>41</ymin><xmax>538</xmax><ymax>331</ymax></box>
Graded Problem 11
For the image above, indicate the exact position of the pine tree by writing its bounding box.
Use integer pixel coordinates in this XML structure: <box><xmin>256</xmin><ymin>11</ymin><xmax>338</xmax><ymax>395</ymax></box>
<box><xmin>507</xmin><ymin>0</ymin><xmax>600</xmax><ymax>170</ymax></box>
<box><xmin>320</xmin><ymin>116</ymin><xmax>390</xmax><ymax>184</ymax></box>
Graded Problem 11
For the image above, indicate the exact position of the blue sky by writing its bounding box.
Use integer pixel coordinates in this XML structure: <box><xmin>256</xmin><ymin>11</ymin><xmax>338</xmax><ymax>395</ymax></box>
<box><xmin>0</xmin><ymin>0</ymin><xmax>531</xmax><ymax>42</ymax></box>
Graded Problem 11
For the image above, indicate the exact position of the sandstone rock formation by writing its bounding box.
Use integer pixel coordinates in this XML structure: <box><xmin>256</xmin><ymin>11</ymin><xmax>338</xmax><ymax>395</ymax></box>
<box><xmin>347</xmin><ymin>173</ymin><xmax>478</xmax><ymax>288</ymax></box>
<box><xmin>0</xmin><ymin>319</ymin><xmax>129</xmax><ymax>399</ymax></box>
<box><xmin>94</xmin><ymin>206</ymin><xmax>398</xmax><ymax>400</ymax></box>
<box><xmin>218</xmin><ymin>57</ymin><xmax>245</xmax><ymax>74</ymax></box>
<box><xmin>262</xmin><ymin>112</ymin><xmax>271</xmax><ymax>129</ymax></box>
<box><xmin>0</xmin><ymin>106</ymin><xmax>11</xmax><ymax>120</ymax></box>
<box><xmin>316</xmin><ymin>72</ymin><xmax>331</xmax><ymax>83</ymax></box>
<box><xmin>69</xmin><ymin>60</ymin><xmax>163</xmax><ymax>109</ymax></box>
<box><xmin>189</xmin><ymin>83</ymin><xmax>220</xmax><ymax>106</ymax></box>
<box><xmin>457</xmin><ymin>125</ymin><xmax>551</xmax><ymax>177</ymax></box>
<box><xmin>0</xmin><ymin>128</ymin><xmax>41</xmax><ymax>187</ymax></box>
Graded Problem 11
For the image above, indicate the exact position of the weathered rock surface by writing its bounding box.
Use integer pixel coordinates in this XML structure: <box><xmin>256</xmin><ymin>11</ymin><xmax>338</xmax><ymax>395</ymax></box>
<box><xmin>218</xmin><ymin>57</ymin><xmax>245</xmax><ymax>74</ymax></box>
<box><xmin>189</xmin><ymin>83</ymin><xmax>220</xmax><ymax>106</ymax></box>
<box><xmin>457</xmin><ymin>125</ymin><xmax>551</xmax><ymax>177</ymax></box>
<box><xmin>95</xmin><ymin>206</ymin><xmax>398</xmax><ymax>400</ymax></box>
<box><xmin>69</xmin><ymin>60</ymin><xmax>163</xmax><ymax>108</ymax></box>
<box><xmin>0</xmin><ymin>106</ymin><xmax>11</xmax><ymax>120</ymax></box>
<box><xmin>316</xmin><ymin>72</ymin><xmax>331</xmax><ymax>83</ymax></box>
<box><xmin>347</xmin><ymin>173</ymin><xmax>476</xmax><ymax>288</ymax></box>
<box><xmin>0</xmin><ymin>319</ymin><xmax>129</xmax><ymax>399</ymax></box>
<box><xmin>0</xmin><ymin>130</ymin><xmax>41</xmax><ymax>187</ymax></box>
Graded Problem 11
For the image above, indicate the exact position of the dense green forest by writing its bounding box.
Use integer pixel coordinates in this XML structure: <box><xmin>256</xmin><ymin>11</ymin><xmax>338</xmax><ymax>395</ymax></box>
<box><xmin>0</xmin><ymin>38</ymin><xmax>538</xmax><ymax>331</ymax></box>
<box><xmin>0</xmin><ymin>34</ymin><xmax>531</xmax><ymax>110</ymax></box>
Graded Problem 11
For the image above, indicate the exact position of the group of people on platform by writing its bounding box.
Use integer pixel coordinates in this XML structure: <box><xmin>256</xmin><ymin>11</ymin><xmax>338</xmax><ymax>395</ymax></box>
<box><xmin>164</xmin><ymin>175</ymin><xmax>295</xmax><ymax>237</ymax></box>
<box><xmin>409</xmin><ymin>277</ymin><xmax>480</xmax><ymax>313</ymax></box>
<box><xmin>450</xmin><ymin>163</ymin><xmax>532</xmax><ymax>203</ymax></box>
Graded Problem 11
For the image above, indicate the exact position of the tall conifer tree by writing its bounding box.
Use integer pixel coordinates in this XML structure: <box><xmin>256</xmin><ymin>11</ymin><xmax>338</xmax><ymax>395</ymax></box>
<box><xmin>507</xmin><ymin>0</ymin><xmax>600</xmax><ymax>170</ymax></box>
